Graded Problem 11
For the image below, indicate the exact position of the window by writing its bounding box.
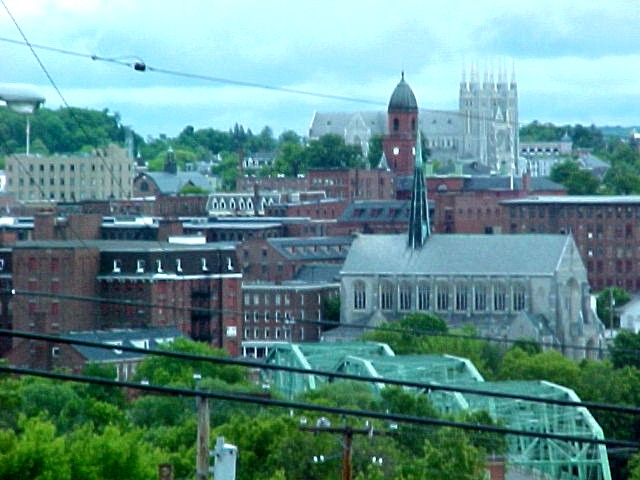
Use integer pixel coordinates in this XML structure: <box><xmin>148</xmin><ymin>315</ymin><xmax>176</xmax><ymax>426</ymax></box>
<box><xmin>418</xmin><ymin>283</ymin><xmax>431</xmax><ymax>310</ymax></box>
<box><xmin>353</xmin><ymin>281</ymin><xmax>366</xmax><ymax>310</ymax></box>
<box><xmin>176</xmin><ymin>259</ymin><xmax>183</xmax><ymax>273</ymax></box>
<box><xmin>455</xmin><ymin>284</ymin><xmax>468</xmax><ymax>311</ymax></box>
<box><xmin>393</xmin><ymin>118</ymin><xmax>399</xmax><ymax>131</ymax></box>
<box><xmin>380</xmin><ymin>280</ymin><xmax>394</xmax><ymax>310</ymax></box>
<box><xmin>136</xmin><ymin>259</ymin><xmax>145</xmax><ymax>273</ymax></box>
<box><xmin>474</xmin><ymin>284</ymin><xmax>487</xmax><ymax>311</ymax></box>
<box><xmin>399</xmin><ymin>281</ymin><xmax>412</xmax><ymax>311</ymax></box>
<box><xmin>436</xmin><ymin>284</ymin><xmax>449</xmax><ymax>311</ymax></box>
<box><xmin>493</xmin><ymin>284</ymin><xmax>506</xmax><ymax>311</ymax></box>
<box><xmin>201</xmin><ymin>257</ymin><xmax>208</xmax><ymax>271</ymax></box>
<box><xmin>156</xmin><ymin>259</ymin><xmax>163</xmax><ymax>273</ymax></box>
<box><xmin>512</xmin><ymin>284</ymin><xmax>526</xmax><ymax>311</ymax></box>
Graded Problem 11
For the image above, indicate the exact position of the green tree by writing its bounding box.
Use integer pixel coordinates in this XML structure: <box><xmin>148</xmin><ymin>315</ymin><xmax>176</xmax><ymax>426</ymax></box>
<box><xmin>550</xmin><ymin>160</ymin><xmax>600</xmax><ymax>194</ymax></box>
<box><xmin>0</xmin><ymin>416</ymin><xmax>71</xmax><ymax>479</ymax></box>
<box><xmin>133</xmin><ymin>337</ymin><xmax>246</xmax><ymax>387</ymax></box>
<box><xmin>212</xmin><ymin>152</ymin><xmax>241</xmax><ymax>191</ymax></box>
<box><xmin>596</xmin><ymin>287</ymin><xmax>630</xmax><ymax>329</ymax></box>
<box><xmin>322</xmin><ymin>295</ymin><xmax>340</xmax><ymax>323</ymax></box>
<box><xmin>609</xmin><ymin>331</ymin><xmax>640</xmax><ymax>369</ymax></box>
<box><xmin>519</xmin><ymin>121</ymin><xmax>563</xmax><ymax>142</ymax></box>
<box><xmin>399</xmin><ymin>428</ymin><xmax>486</xmax><ymax>480</ymax></box>
<box><xmin>367</xmin><ymin>134</ymin><xmax>384</xmax><ymax>168</ymax></box>
<box><xmin>602</xmin><ymin>163</ymin><xmax>640</xmax><ymax>194</ymax></box>
<box><xmin>496</xmin><ymin>348</ymin><xmax>581</xmax><ymax>387</ymax></box>
<box><xmin>305</xmin><ymin>134</ymin><xmax>364</xmax><ymax>169</ymax></box>
<box><xmin>180</xmin><ymin>184</ymin><xmax>210</xmax><ymax>195</ymax></box>
<box><xmin>272</xmin><ymin>141</ymin><xmax>306</xmax><ymax>176</ymax></box>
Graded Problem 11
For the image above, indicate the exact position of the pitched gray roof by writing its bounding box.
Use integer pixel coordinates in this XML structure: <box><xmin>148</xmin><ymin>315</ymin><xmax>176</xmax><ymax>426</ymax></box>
<box><xmin>268</xmin><ymin>236</ymin><xmax>353</xmax><ymax>261</ymax></box>
<box><xmin>309</xmin><ymin>109</ymin><xmax>461</xmax><ymax>139</ymax></box>
<box><xmin>68</xmin><ymin>326</ymin><xmax>184</xmax><ymax>362</ymax></box>
<box><xmin>141</xmin><ymin>171</ymin><xmax>211</xmax><ymax>194</ymax></box>
<box><xmin>341</xmin><ymin>233</ymin><xmax>571</xmax><ymax>276</ymax></box>
<box><xmin>294</xmin><ymin>264</ymin><xmax>343</xmax><ymax>283</ymax></box>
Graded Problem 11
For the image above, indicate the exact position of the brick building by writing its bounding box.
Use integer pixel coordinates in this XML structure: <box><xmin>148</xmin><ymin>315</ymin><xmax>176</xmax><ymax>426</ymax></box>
<box><xmin>241</xmin><ymin>281</ymin><xmax>339</xmax><ymax>355</ymax></box>
<box><xmin>238</xmin><ymin>236</ymin><xmax>352</xmax><ymax>284</ymax></box>
<box><xmin>502</xmin><ymin>196</ymin><xmax>640</xmax><ymax>292</ymax></box>
<box><xmin>5</xmin><ymin>239</ymin><xmax>242</xmax><ymax>367</ymax></box>
<box><xmin>307</xmin><ymin>168</ymin><xmax>395</xmax><ymax>201</ymax></box>
<box><xmin>426</xmin><ymin>174</ymin><xmax>565</xmax><ymax>234</ymax></box>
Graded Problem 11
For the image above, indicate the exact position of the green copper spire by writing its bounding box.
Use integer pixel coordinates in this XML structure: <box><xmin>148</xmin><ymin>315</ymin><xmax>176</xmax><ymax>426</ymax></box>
<box><xmin>408</xmin><ymin>130</ymin><xmax>431</xmax><ymax>249</ymax></box>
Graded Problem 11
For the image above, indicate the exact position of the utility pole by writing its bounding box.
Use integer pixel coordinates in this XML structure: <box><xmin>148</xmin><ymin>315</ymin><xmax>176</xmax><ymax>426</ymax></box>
<box><xmin>195</xmin><ymin>374</ymin><xmax>210</xmax><ymax>480</ymax></box>
<box><xmin>302</xmin><ymin>420</ymin><xmax>393</xmax><ymax>480</ymax></box>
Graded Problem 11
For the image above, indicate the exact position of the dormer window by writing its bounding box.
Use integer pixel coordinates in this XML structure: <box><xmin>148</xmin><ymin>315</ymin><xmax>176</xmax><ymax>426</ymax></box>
<box><xmin>136</xmin><ymin>260</ymin><xmax>145</xmax><ymax>273</ymax></box>
<box><xmin>176</xmin><ymin>259</ymin><xmax>183</xmax><ymax>273</ymax></box>
<box><xmin>113</xmin><ymin>259</ymin><xmax>122</xmax><ymax>273</ymax></box>
<box><xmin>201</xmin><ymin>258</ymin><xmax>208</xmax><ymax>272</ymax></box>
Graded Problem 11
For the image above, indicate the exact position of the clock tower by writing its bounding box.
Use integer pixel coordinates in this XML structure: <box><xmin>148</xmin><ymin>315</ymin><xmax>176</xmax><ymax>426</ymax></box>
<box><xmin>382</xmin><ymin>72</ymin><xmax>418</xmax><ymax>177</ymax></box>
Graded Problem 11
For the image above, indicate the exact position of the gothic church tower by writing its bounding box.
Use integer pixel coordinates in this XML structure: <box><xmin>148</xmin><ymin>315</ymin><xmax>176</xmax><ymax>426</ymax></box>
<box><xmin>459</xmin><ymin>66</ymin><xmax>518</xmax><ymax>172</ymax></box>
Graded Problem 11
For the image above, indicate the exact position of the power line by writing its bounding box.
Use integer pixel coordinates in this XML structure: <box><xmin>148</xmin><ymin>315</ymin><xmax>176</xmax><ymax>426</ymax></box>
<box><xmin>6</xmin><ymin>287</ymin><xmax>632</xmax><ymax>358</ymax></box>
<box><xmin>0</xmin><ymin>35</ymin><xmax>528</xmax><ymax>128</ymax></box>
<box><xmin>0</xmin><ymin>363</ymin><xmax>635</xmax><ymax>449</ymax></box>
<box><xmin>0</xmin><ymin>7</ymin><xmax>129</xmax><ymax>199</ymax></box>
<box><xmin>2</xmin><ymin>327</ymin><xmax>639</xmax><ymax>416</ymax></box>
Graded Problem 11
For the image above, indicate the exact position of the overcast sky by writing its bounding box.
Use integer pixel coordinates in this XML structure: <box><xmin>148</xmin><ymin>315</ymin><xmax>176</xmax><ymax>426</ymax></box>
<box><xmin>2</xmin><ymin>0</ymin><xmax>640</xmax><ymax>139</ymax></box>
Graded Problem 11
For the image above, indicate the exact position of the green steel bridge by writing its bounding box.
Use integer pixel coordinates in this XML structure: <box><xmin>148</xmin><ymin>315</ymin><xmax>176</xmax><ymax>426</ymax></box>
<box><xmin>261</xmin><ymin>342</ymin><xmax>611</xmax><ymax>480</ymax></box>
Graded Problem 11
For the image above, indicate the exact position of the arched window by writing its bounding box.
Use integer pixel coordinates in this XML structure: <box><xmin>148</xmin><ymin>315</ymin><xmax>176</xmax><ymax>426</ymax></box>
<box><xmin>411</xmin><ymin>118</ymin><xmax>416</xmax><ymax>131</ymax></box>
<box><xmin>493</xmin><ymin>283</ymin><xmax>506</xmax><ymax>311</ymax></box>
<box><xmin>353</xmin><ymin>281</ymin><xmax>366</xmax><ymax>310</ymax></box>
<box><xmin>436</xmin><ymin>283</ymin><xmax>449</xmax><ymax>311</ymax></box>
<box><xmin>393</xmin><ymin>118</ymin><xmax>399</xmax><ymax>132</ymax></box>
<box><xmin>417</xmin><ymin>283</ymin><xmax>430</xmax><ymax>310</ymax></box>
<box><xmin>474</xmin><ymin>284</ymin><xmax>487</xmax><ymax>311</ymax></box>
<box><xmin>455</xmin><ymin>284</ymin><xmax>468</xmax><ymax>312</ymax></box>
<box><xmin>380</xmin><ymin>280</ymin><xmax>394</xmax><ymax>310</ymax></box>
<box><xmin>512</xmin><ymin>284</ymin><xmax>526</xmax><ymax>311</ymax></box>
<box><xmin>399</xmin><ymin>281</ymin><xmax>412</xmax><ymax>311</ymax></box>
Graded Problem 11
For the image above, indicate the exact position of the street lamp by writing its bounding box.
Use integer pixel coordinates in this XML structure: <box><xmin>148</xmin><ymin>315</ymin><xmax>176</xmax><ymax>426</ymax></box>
<box><xmin>0</xmin><ymin>83</ymin><xmax>45</xmax><ymax>156</ymax></box>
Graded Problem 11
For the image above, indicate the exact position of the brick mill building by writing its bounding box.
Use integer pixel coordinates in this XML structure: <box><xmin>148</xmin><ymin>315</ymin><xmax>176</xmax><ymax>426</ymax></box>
<box><xmin>4</xmin><ymin>238</ymin><xmax>242</xmax><ymax>367</ymax></box>
<box><xmin>503</xmin><ymin>196</ymin><xmax>640</xmax><ymax>292</ymax></box>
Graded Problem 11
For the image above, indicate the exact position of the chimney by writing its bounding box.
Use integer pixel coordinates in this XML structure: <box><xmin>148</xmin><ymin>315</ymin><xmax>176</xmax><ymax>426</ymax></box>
<box><xmin>158</xmin><ymin>218</ymin><xmax>183</xmax><ymax>242</ymax></box>
<box><xmin>33</xmin><ymin>210</ymin><xmax>56</xmax><ymax>240</ymax></box>
<box><xmin>522</xmin><ymin>171</ymin><xmax>531</xmax><ymax>193</ymax></box>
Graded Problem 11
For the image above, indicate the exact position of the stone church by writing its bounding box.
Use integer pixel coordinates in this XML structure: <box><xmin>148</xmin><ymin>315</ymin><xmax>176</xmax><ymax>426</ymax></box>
<box><xmin>309</xmin><ymin>69</ymin><xmax>519</xmax><ymax>173</ymax></box>
<box><xmin>337</xmin><ymin>84</ymin><xmax>603</xmax><ymax>359</ymax></box>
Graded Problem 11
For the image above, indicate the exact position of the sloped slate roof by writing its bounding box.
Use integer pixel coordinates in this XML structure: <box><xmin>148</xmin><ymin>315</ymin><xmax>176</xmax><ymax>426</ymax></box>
<box><xmin>340</xmin><ymin>200</ymin><xmax>411</xmax><ymax>222</ymax></box>
<box><xmin>141</xmin><ymin>171</ymin><xmax>211</xmax><ymax>194</ymax></box>
<box><xmin>341</xmin><ymin>233</ymin><xmax>570</xmax><ymax>276</ymax></box>
<box><xmin>68</xmin><ymin>326</ymin><xmax>184</xmax><ymax>362</ymax></box>
<box><xmin>294</xmin><ymin>264</ymin><xmax>343</xmax><ymax>283</ymax></box>
<box><xmin>268</xmin><ymin>236</ymin><xmax>353</xmax><ymax>261</ymax></box>
<box><xmin>309</xmin><ymin>109</ymin><xmax>460</xmax><ymax>139</ymax></box>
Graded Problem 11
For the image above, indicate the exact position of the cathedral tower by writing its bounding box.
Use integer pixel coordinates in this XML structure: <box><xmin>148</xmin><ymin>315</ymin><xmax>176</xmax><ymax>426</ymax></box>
<box><xmin>382</xmin><ymin>72</ymin><xmax>418</xmax><ymax>176</ymax></box>
<box><xmin>408</xmin><ymin>130</ymin><xmax>430</xmax><ymax>249</ymax></box>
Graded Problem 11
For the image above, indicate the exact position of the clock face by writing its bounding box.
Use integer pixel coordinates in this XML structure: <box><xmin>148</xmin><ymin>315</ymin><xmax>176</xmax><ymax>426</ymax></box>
<box><xmin>393</xmin><ymin>147</ymin><xmax>399</xmax><ymax>155</ymax></box>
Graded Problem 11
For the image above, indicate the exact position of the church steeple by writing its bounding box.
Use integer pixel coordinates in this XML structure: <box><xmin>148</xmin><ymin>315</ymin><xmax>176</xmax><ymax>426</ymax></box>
<box><xmin>408</xmin><ymin>130</ymin><xmax>430</xmax><ymax>249</ymax></box>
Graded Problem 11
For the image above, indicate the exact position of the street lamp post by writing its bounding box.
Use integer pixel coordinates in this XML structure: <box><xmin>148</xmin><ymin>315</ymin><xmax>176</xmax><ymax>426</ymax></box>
<box><xmin>0</xmin><ymin>84</ymin><xmax>45</xmax><ymax>155</ymax></box>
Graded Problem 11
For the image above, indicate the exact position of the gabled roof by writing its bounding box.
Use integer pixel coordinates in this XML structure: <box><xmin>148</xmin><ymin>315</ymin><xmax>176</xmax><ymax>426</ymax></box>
<box><xmin>139</xmin><ymin>171</ymin><xmax>211</xmax><ymax>194</ymax></box>
<box><xmin>341</xmin><ymin>233</ymin><xmax>572</xmax><ymax>276</ymax></box>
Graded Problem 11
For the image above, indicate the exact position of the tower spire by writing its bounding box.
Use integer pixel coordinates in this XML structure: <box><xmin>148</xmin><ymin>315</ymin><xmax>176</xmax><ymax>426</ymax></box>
<box><xmin>408</xmin><ymin>130</ymin><xmax>431</xmax><ymax>249</ymax></box>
